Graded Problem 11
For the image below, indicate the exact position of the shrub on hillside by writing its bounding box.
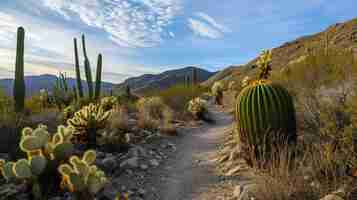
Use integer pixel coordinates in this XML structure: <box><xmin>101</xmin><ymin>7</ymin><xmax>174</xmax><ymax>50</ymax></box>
<box><xmin>136</xmin><ymin>97</ymin><xmax>167</xmax><ymax>130</ymax></box>
<box><xmin>147</xmin><ymin>84</ymin><xmax>208</xmax><ymax>119</ymax></box>
<box><xmin>257</xmin><ymin>47</ymin><xmax>357</xmax><ymax>196</ymax></box>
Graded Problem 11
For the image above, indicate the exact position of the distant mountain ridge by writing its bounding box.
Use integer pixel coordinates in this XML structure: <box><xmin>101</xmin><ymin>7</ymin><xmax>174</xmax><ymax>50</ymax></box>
<box><xmin>115</xmin><ymin>66</ymin><xmax>216</xmax><ymax>94</ymax></box>
<box><xmin>0</xmin><ymin>74</ymin><xmax>114</xmax><ymax>97</ymax></box>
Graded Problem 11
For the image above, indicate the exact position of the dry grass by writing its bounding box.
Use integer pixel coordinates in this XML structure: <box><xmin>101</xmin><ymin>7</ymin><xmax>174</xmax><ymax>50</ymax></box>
<box><xmin>136</xmin><ymin>96</ymin><xmax>175</xmax><ymax>132</ymax></box>
<box><xmin>109</xmin><ymin>105</ymin><xmax>130</xmax><ymax>132</ymax></box>
<box><xmin>232</xmin><ymin>48</ymin><xmax>357</xmax><ymax>199</ymax></box>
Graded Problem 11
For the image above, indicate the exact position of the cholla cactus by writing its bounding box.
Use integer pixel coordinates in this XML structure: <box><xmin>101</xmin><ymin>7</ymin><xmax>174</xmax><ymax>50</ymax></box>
<box><xmin>67</xmin><ymin>103</ymin><xmax>111</xmax><ymax>148</ymax></box>
<box><xmin>58</xmin><ymin>150</ymin><xmax>107</xmax><ymax>199</ymax></box>
<box><xmin>136</xmin><ymin>97</ymin><xmax>166</xmax><ymax>119</ymax></box>
<box><xmin>0</xmin><ymin>125</ymin><xmax>75</xmax><ymax>199</ymax></box>
<box><xmin>100</xmin><ymin>96</ymin><xmax>118</xmax><ymax>111</ymax></box>
<box><xmin>188</xmin><ymin>97</ymin><xmax>207</xmax><ymax>120</ymax></box>
<box><xmin>63</xmin><ymin>105</ymin><xmax>76</xmax><ymax>120</ymax></box>
<box><xmin>211</xmin><ymin>81</ymin><xmax>224</xmax><ymax>105</ymax></box>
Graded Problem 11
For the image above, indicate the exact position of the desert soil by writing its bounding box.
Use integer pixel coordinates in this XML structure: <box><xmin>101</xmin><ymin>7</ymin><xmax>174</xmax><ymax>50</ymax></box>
<box><xmin>139</xmin><ymin>105</ymin><xmax>242</xmax><ymax>200</ymax></box>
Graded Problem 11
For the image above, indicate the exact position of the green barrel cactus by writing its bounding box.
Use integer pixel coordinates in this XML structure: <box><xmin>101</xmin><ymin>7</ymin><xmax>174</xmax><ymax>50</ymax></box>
<box><xmin>58</xmin><ymin>150</ymin><xmax>107</xmax><ymax>200</ymax></box>
<box><xmin>67</xmin><ymin>103</ymin><xmax>111</xmax><ymax>148</ymax></box>
<box><xmin>235</xmin><ymin>50</ymin><xmax>297</xmax><ymax>166</ymax></box>
<box><xmin>14</xmin><ymin>27</ymin><xmax>26</xmax><ymax>112</ymax></box>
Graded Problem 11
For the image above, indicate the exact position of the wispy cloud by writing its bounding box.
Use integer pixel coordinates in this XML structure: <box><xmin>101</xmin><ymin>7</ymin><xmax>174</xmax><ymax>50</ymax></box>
<box><xmin>37</xmin><ymin>0</ymin><xmax>182</xmax><ymax>47</ymax></box>
<box><xmin>188</xmin><ymin>12</ymin><xmax>230</xmax><ymax>39</ymax></box>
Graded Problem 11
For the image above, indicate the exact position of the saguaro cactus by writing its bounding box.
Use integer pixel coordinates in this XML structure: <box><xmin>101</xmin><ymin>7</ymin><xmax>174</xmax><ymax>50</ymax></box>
<box><xmin>235</xmin><ymin>50</ymin><xmax>297</xmax><ymax>166</ymax></box>
<box><xmin>192</xmin><ymin>67</ymin><xmax>198</xmax><ymax>85</ymax></box>
<box><xmin>74</xmin><ymin>38</ymin><xmax>83</xmax><ymax>98</ymax></box>
<box><xmin>94</xmin><ymin>54</ymin><xmax>102</xmax><ymax>100</ymax></box>
<box><xmin>14</xmin><ymin>27</ymin><xmax>26</xmax><ymax>112</ymax></box>
<box><xmin>82</xmin><ymin>34</ymin><xmax>94</xmax><ymax>100</ymax></box>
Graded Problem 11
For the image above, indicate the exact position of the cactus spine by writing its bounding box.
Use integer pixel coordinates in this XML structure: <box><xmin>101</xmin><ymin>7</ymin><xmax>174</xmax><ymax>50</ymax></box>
<box><xmin>82</xmin><ymin>34</ymin><xmax>94</xmax><ymax>100</ymax></box>
<box><xmin>235</xmin><ymin>50</ymin><xmax>297</xmax><ymax>166</ymax></box>
<box><xmin>74</xmin><ymin>38</ymin><xmax>83</xmax><ymax>98</ymax></box>
<box><xmin>94</xmin><ymin>54</ymin><xmax>102</xmax><ymax>100</ymax></box>
<box><xmin>14</xmin><ymin>27</ymin><xmax>25</xmax><ymax>112</ymax></box>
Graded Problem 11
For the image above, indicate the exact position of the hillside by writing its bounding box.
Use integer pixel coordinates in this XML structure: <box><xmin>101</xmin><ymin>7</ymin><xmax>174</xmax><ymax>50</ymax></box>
<box><xmin>116</xmin><ymin>66</ymin><xmax>216</xmax><ymax>94</ymax></box>
<box><xmin>203</xmin><ymin>18</ymin><xmax>357</xmax><ymax>86</ymax></box>
<box><xmin>0</xmin><ymin>74</ymin><xmax>114</xmax><ymax>97</ymax></box>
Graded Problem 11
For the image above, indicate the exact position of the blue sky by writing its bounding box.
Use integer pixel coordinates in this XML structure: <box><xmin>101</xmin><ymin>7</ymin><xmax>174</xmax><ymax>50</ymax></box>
<box><xmin>0</xmin><ymin>0</ymin><xmax>356</xmax><ymax>83</ymax></box>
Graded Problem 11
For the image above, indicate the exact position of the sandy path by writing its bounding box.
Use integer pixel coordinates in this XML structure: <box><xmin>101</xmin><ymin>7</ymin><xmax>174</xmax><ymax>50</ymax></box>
<box><xmin>143</xmin><ymin>105</ymin><xmax>233</xmax><ymax>200</ymax></box>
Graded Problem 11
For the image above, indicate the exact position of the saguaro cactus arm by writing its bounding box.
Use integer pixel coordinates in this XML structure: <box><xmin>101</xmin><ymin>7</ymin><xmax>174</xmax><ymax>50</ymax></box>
<box><xmin>74</xmin><ymin>38</ymin><xmax>83</xmax><ymax>98</ymax></box>
<box><xmin>94</xmin><ymin>54</ymin><xmax>102</xmax><ymax>100</ymax></box>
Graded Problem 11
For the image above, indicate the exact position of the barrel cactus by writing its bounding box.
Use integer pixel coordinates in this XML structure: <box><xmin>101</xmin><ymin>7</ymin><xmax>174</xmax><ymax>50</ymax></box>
<box><xmin>0</xmin><ymin>125</ymin><xmax>75</xmax><ymax>199</ymax></box>
<box><xmin>235</xmin><ymin>50</ymin><xmax>297</xmax><ymax>166</ymax></box>
<box><xmin>58</xmin><ymin>150</ymin><xmax>107</xmax><ymax>200</ymax></box>
<box><xmin>67</xmin><ymin>103</ymin><xmax>111</xmax><ymax>148</ymax></box>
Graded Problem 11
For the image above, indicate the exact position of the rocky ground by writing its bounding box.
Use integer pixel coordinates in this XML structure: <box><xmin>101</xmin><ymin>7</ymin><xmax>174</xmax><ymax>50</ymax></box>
<box><xmin>1</xmin><ymin>104</ymin><xmax>252</xmax><ymax>200</ymax></box>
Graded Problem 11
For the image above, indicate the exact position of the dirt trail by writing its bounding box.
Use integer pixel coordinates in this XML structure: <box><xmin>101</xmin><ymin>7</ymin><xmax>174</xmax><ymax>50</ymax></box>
<box><xmin>143</xmin><ymin>105</ymin><xmax>233</xmax><ymax>200</ymax></box>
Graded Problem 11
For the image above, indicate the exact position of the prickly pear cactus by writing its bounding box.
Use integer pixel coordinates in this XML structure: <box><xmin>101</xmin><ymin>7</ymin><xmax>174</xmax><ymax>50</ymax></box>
<box><xmin>235</xmin><ymin>50</ymin><xmax>297</xmax><ymax>166</ymax></box>
<box><xmin>67</xmin><ymin>103</ymin><xmax>111</xmax><ymax>148</ymax></box>
<box><xmin>58</xmin><ymin>150</ymin><xmax>107</xmax><ymax>199</ymax></box>
<box><xmin>0</xmin><ymin>125</ymin><xmax>75</xmax><ymax>199</ymax></box>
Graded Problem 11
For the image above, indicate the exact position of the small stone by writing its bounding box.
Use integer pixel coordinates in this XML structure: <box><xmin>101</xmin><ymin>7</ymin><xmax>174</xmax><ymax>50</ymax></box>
<box><xmin>233</xmin><ymin>185</ymin><xmax>243</xmax><ymax>198</ymax></box>
<box><xmin>140</xmin><ymin>164</ymin><xmax>148</xmax><ymax>170</ymax></box>
<box><xmin>320</xmin><ymin>194</ymin><xmax>344</xmax><ymax>200</ymax></box>
<box><xmin>120</xmin><ymin>156</ymin><xmax>139</xmax><ymax>169</ymax></box>
<box><xmin>149</xmin><ymin>159</ymin><xmax>159</xmax><ymax>167</ymax></box>
<box><xmin>239</xmin><ymin>184</ymin><xmax>259</xmax><ymax>200</ymax></box>
<box><xmin>138</xmin><ymin>188</ymin><xmax>146</xmax><ymax>196</ymax></box>
<box><xmin>101</xmin><ymin>156</ymin><xmax>117</xmax><ymax>171</ymax></box>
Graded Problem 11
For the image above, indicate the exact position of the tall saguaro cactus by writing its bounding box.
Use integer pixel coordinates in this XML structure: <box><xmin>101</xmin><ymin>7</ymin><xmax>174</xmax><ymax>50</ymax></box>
<box><xmin>73</xmin><ymin>38</ymin><xmax>83</xmax><ymax>98</ymax></box>
<box><xmin>94</xmin><ymin>54</ymin><xmax>102</xmax><ymax>99</ymax></box>
<box><xmin>82</xmin><ymin>34</ymin><xmax>94</xmax><ymax>100</ymax></box>
<box><xmin>14</xmin><ymin>27</ymin><xmax>25</xmax><ymax>113</ymax></box>
<box><xmin>192</xmin><ymin>67</ymin><xmax>198</xmax><ymax>85</ymax></box>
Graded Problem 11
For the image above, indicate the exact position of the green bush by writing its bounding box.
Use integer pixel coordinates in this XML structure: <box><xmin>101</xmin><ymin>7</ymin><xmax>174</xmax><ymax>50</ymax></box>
<box><xmin>147</xmin><ymin>84</ymin><xmax>208</xmax><ymax>119</ymax></box>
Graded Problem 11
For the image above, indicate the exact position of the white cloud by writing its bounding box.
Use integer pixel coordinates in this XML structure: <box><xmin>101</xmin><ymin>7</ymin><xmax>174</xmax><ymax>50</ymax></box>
<box><xmin>196</xmin><ymin>12</ymin><xmax>230</xmax><ymax>33</ymax></box>
<box><xmin>37</xmin><ymin>0</ymin><xmax>182</xmax><ymax>47</ymax></box>
<box><xmin>188</xmin><ymin>12</ymin><xmax>230</xmax><ymax>39</ymax></box>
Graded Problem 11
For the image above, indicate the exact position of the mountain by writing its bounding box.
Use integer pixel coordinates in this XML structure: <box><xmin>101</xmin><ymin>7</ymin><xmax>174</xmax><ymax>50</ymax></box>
<box><xmin>116</xmin><ymin>66</ymin><xmax>216</xmax><ymax>94</ymax></box>
<box><xmin>203</xmin><ymin>18</ymin><xmax>357</xmax><ymax>86</ymax></box>
<box><xmin>0</xmin><ymin>74</ymin><xmax>114</xmax><ymax>97</ymax></box>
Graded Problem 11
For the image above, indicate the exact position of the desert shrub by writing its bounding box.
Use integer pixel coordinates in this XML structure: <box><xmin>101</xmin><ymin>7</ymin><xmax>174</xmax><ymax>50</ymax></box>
<box><xmin>147</xmin><ymin>84</ymin><xmax>208</xmax><ymax>119</ymax></box>
<box><xmin>0</xmin><ymin>89</ymin><xmax>12</xmax><ymax>116</ymax></box>
<box><xmin>258</xmin><ymin>47</ymin><xmax>357</xmax><ymax>197</ymax></box>
<box><xmin>159</xmin><ymin>107</ymin><xmax>177</xmax><ymax>135</ymax></box>
<box><xmin>109</xmin><ymin>105</ymin><xmax>129</xmax><ymax>132</ymax></box>
<box><xmin>136</xmin><ymin>96</ymin><xmax>177</xmax><ymax>133</ymax></box>
<box><xmin>25</xmin><ymin>95</ymin><xmax>43</xmax><ymax>114</ymax></box>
